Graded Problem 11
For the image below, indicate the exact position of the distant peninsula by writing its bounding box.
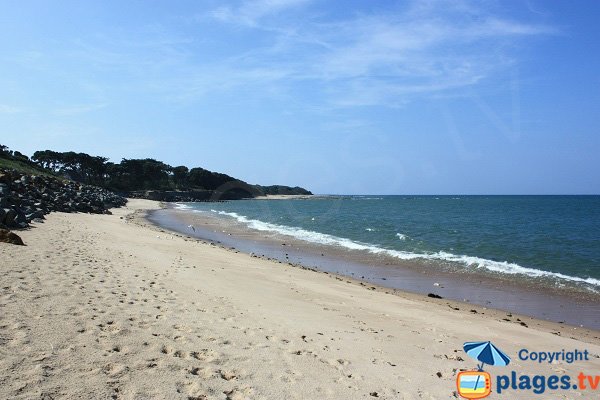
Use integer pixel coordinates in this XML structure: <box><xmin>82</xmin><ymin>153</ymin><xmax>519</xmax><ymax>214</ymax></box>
<box><xmin>0</xmin><ymin>144</ymin><xmax>312</xmax><ymax>201</ymax></box>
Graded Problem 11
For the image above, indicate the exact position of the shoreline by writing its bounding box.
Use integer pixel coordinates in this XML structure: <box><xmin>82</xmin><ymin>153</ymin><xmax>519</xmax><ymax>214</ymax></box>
<box><xmin>2</xmin><ymin>199</ymin><xmax>599</xmax><ymax>399</ymax></box>
<box><xmin>251</xmin><ymin>194</ymin><xmax>314</xmax><ymax>200</ymax></box>
<box><xmin>149</xmin><ymin>204</ymin><xmax>600</xmax><ymax>331</ymax></box>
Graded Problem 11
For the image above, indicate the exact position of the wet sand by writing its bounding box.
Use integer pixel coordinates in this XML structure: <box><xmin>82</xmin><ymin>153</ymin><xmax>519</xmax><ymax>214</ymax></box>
<box><xmin>150</xmin><ymin>206</ymin><xmax>600</xmax><ymax>330</ymax></box>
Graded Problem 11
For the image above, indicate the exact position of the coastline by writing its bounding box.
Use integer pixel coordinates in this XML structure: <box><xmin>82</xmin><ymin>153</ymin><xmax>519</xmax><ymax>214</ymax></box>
<box><xmin>251</xmin><ymin>194</ymin><xmax>314</xmax><ymax>200</ymax></box>
<box><xmin>1</xmin><ymin>199</ymin><xmax>599</xmax><ymax>399</ymax></box>
<box><xmin>149</xmin><ymin>205</ymin><xmax>600</xmax><ymax>331</ymax></box>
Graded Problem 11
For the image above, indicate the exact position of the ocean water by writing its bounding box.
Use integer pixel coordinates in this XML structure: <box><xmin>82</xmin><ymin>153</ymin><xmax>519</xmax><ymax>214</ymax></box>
<box><xmin>177</xmin><ymin>196</ymin><xmax>600</xmax><ymax>292</ymax></box>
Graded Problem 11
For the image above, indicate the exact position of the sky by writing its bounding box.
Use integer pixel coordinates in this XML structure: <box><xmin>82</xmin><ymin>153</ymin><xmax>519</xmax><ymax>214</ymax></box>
<box><xmin>1</xmin><ymin>0</ymin><xmax>599</xmax><ymax>194</ymax></box>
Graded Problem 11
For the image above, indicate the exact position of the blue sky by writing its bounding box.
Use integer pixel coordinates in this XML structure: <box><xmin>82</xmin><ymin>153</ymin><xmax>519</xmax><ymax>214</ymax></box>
<box><xmin>1</xmin><ymin>0</ymin><xmax>599</xmax><ymax>194</ymax></box>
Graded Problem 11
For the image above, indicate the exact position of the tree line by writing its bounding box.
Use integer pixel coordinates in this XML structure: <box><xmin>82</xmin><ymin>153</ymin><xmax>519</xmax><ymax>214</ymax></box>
<box><xmin>0</xmin><ymin>145</ymin><xmax>311</xmax><ymax>197</ymax></box>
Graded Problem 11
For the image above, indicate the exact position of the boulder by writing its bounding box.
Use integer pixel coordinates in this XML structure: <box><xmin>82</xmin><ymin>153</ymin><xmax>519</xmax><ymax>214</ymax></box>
<box><xmin>0</xmin><ymin>229</ymin><xmax>24</xmax><ymax>245</ymax></box>
<box><xmin>15</xmin><ymin>209</ymin><xmax>27</xmax><ymax>224</ymax></box>
<box><xmin>3</xmin><ymin>208</ymin><xmax>17</xmax><ymax>227</ymax></box>
<box><xmin>26</xmin><ymin>211</ymin><xmax>45</xmax><ymax>221</ymax></box>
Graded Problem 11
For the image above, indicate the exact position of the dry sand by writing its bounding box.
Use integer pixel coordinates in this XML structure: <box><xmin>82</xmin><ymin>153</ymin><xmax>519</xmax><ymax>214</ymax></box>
<box><xmin>1</xmin><ymin>199</ymin><xmax>599</xmax><ymax>399</ymax></box>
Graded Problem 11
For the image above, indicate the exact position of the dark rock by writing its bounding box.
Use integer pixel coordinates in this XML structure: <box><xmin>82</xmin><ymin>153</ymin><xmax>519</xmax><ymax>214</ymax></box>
<box><xmin>3</xmin><ymin>208</ymin><xmax>17</xmax><ymax>227</ymax></box>
<box><xmin>0</xmin><ymin>229</ymin><xmax>25</xmax><ymax>245</ymax></box>
<box><xmin>427</xmin><ymin>293</ymin><xmax>443</xmax><ymax>299</ymax></box>
<box><xmin>15</xmin><ymin>209</ymin><xmax>27</xmax><ymax>224</ymax></box>
<box><xmin>0</xmin><ymin>168</ymin><xmax>127</xmax><ymax>230</ymax></box>
<box><xmin>26</xmin><ymin>211</ymin><xmax>45</xmax><ymax>221</ymax></box>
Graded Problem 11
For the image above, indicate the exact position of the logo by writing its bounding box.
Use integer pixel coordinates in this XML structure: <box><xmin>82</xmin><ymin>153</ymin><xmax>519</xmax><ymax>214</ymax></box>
<box><xmin>456</xmin><ymin>342</ymin><xmax>598</xmax><ymax>397</ymax></box>
<box><xmin>456</xmin><ymin>341</ymin><xmax>511</xmax><ymax>399</ymax></box>
<box><xmin>456</xmin><ymin>371</ymin><xmax>492</xmax><ymax>399</ymax></box>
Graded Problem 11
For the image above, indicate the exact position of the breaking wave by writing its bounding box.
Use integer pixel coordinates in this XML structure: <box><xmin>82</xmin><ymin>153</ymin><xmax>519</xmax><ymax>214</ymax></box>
<box><xmin>210</xmin><ymin>210</ymin><xmax>600</xmax><ymax>290</ymax></box>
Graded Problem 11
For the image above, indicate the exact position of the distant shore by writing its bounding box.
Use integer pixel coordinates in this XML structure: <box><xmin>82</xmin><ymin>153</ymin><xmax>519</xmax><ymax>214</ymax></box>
<box><xmin>1</xmin><ymin>199</ymin><xmax>599</xmax><ymax>399</ymax></box>
<box><xmin>252</xmin><ymin>194</ymin><xmax>314</xmax><ymax>200</ymax></box>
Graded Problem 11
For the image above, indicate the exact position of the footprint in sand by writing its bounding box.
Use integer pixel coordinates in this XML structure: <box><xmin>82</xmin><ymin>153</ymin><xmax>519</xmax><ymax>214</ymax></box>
<box><xmin>190</xmin><ymin>349</ymin><xmax>218</xmax><ymax>362</ymax></box>
<box><xmin>224</xmin><ymin>387</ymin><xmax>254</xmax><ymax>400</ymax></box>
<box><xmin>189</xmin><ymin>367</ymin><xmax>213</xmax><ymax>379</ymax></box>
<box><xmin>109</xmin><ymin>344</ymin><xmax>124</xmax><ymax>353</ymax></box>
<box><xmin>102</xmin><ymin>363</ymin><xmax>128</xmax><ymax>377</ymax></box>
<box><xmin>219</xmin><ymin>369</ymin><xmax>238</xmax><ymax>381</ymax></box>
<box><xmin>173</xmin><ymin>350</ymin><xmax>188</xmax><ymax>359</ymax></box>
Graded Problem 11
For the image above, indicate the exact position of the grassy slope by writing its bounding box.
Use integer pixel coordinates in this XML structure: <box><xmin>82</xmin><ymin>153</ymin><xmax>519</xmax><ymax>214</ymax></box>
<box><xmin>0</xmin><ymin>157</ymin><xmax>59</xmax><ymax>178</ymax></box>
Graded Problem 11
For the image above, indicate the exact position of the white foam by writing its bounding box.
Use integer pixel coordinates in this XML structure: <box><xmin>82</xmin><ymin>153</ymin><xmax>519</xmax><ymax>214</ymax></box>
<box><xmin>365</xmin><ymin>228</ymin><xmax>376</xmax><ymax>232</ymax></box>
<box><xmin>174</xmin><ymin>203</ymin><xmax>192</xmax><ymax>210</ymax></box>
<box><xmin>396</xmin><ymin>233</ymin><xmax>407</xmax><ymax>240</ymax></box>
<box><xmin>209</xmin><ymin>210</ymin><xmax>600</xmax><ymax>290</ymax></box>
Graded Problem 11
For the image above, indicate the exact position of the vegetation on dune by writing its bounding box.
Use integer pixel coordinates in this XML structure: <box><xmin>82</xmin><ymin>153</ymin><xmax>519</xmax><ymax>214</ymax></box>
<box><xmin>0</xmin><ymin>145</ymin><xmax>312</xmax><ymax>198</ymax></box>
<box><xmin>0</xmin><ymin>146</ymin><xmax>60</xmax><ymax>178</ymax></box>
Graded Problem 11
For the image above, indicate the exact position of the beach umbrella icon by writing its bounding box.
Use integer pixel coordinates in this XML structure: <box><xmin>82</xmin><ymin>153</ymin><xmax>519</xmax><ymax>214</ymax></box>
<box><xmin>463</xmin><ymin>341</ymin><xmax>511</xmax><ymax>370</ymax></box>
<box><xmin>462</xmin><ymin>341</ymin><xmax>511</xmax><ymax>397</ymax></box>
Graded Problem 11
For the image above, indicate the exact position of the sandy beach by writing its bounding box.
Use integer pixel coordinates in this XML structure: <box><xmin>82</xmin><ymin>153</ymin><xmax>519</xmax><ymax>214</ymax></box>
<box><xmin>1</xmin><ymin>199</ymin><xmax>599</xmax><ymax>400</ymax></box>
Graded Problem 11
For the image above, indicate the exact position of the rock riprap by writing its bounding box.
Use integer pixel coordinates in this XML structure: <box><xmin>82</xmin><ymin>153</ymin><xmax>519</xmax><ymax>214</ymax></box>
<box><xmin>0</xmin><ymin>168</ymin><xmax>127</xmax><ymax>232</ymax></box>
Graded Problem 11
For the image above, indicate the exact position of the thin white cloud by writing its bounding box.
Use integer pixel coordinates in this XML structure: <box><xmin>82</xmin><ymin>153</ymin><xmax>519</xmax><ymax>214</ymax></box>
<box><xmin>171</xmin><ymin>67</ymin><xmax>294</xmax><ymax>102</ymax></box>
<box><xmin>0</xmin><ymin>104</ymin><xmax>22</xmax><ymax>114</ymax></box>
<box><xmin>54</xmin><ymin>103</ymin><xmax>107</xmax><ymax>116</ymax></box>
<box><xmin>22</xmin><ymin>0</ymin><xmax>554</xmax><ymax>111</ymax></box>
<box><xmin>202</xmin><ymin>0</ymin><xmax>555</xmax><ymax>108</ymax></box>
<box><xmin>471</xmin><ymin>18</ymin><xmax>556</xmax><ymax>36</ymax></box>
<box><xmin>211</xmin><ymin>0</ymin><xmax>312</xmax><ymax>27</ymax></box>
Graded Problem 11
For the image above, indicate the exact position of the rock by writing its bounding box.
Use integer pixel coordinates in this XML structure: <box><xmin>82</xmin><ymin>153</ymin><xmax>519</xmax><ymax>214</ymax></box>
<box><xmin>0</xmin><ymin>168</ymin><xmax>127</xmax><ymax>231</ymax></box>
<box><xmin>26</xmin><ymin>211</ymin><xmax>45</xmax><ymax>221</ymax></box>
<box><xmin>0</xmin><ymin>229</ymin><xmax>25</xmax><ymax>245</ymax></box>
<box><xmin>427</xmin><ymin>293</ymin><xmax>443</xmax><ymax>299</ymax></box>
<box><xmin>15</xmin><ymin>209</ymin><xmax>27</xmax><ymax>224</ymax></box>
<box><xmin>3</xmin><ymin>208</ymin><xmax>17</xmax><ymax>227</ymax></box>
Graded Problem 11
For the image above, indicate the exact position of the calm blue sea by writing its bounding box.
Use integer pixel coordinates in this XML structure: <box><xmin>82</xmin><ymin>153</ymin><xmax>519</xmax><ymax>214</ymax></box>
<box><xmin>178</xmin><ymin>196</ymin><xmax>600</xmax><ymax>292</ymax></box>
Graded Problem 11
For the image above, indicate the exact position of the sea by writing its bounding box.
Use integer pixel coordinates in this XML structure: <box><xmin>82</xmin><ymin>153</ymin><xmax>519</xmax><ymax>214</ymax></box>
<box><xmin>150</xmin><ymin>195</ymin><xmax>600</xmax><ymax>328</ymax></box>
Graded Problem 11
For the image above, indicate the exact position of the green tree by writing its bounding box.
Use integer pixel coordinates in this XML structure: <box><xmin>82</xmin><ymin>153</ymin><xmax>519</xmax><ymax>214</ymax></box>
<box><xmin>115</xmin><ymin>159</ymin><xmax>172</xmax><ymax>190</ymax></box>
<box><xmin>188</xmin><ymin>167</ymin><xmax>237</xmax><ymax>190</ymax></box>
<box><xmin>172</xmin><ymin>166</ymin><xmax>189</xmax><ymax>188</ymax></box>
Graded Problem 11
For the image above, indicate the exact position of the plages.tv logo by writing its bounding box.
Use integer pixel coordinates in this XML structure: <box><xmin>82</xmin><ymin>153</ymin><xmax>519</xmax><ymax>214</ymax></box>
<box><xmin>456</xmin><ymin>341</ymin><xmax>511</xmax><ymax>399</ymax></box>
<box><xmin>456</xmin><ymin>342</ymin><xmax>599</xmax><ymax>397</ymax></box>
